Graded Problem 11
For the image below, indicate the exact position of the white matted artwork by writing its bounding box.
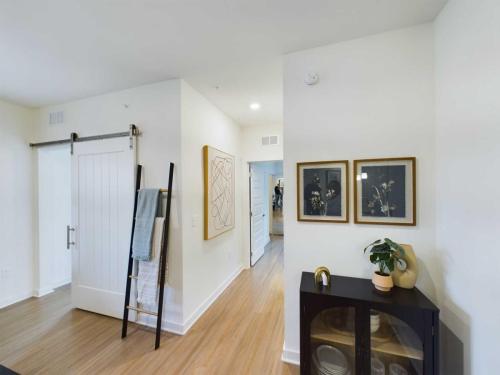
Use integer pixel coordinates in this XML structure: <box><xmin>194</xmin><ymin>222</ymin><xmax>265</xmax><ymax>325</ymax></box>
<box><xmin>203</xmin><ymin>145</ymin><xmax>235</xmax><ymax>240</ymax></box>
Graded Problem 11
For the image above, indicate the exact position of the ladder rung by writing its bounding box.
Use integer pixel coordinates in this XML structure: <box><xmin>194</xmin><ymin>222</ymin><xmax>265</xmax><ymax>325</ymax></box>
<box><xmin>136</xmin><ymin>189</ymin><xmax>168</xmax><ymax>193</ymax></box>
<box><xmin>126</xmin><ymin>305</ymin><xmax>158</xmax><ymax>316</ymax></box>
<box><xmin>129</xmin><ymin>274</ymin><xmax>162</xmax><ymax>285</ymax></box>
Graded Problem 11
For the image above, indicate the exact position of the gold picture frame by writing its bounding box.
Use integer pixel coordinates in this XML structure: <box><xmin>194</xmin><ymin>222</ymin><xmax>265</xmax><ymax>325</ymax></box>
<box><xmin>296</xmin><ymin>160</ymin><xmax>349</xmax><ymax>223</ymax></box>
<box><xmin>203</xmin><ymin>145</ymin><xmax>235</xmax><ymax>240</ymax></box>
<box><xmin>353</xmin><ymin>157</ymin><xmax>416</xmax><ymax>226</ymax></box>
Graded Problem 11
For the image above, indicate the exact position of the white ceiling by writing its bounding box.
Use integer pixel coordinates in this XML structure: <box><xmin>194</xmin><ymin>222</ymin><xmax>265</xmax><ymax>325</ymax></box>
<box><xmin>0</xmin><ymin>0</ymin><xmax>447</xmax><ymax>126</ymax></box>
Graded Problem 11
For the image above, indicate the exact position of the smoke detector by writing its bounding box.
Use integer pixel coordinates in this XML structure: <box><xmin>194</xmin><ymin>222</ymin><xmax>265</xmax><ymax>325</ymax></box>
<box><xmin>305</xmin><ymin>73</ymin><xmax>319</xmax><ymax>86</ymax></box>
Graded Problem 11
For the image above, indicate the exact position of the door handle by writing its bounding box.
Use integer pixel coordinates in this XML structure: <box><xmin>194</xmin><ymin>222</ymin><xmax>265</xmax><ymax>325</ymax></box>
<box><xmin>66</xmin><ymin>225</ymin><xmax>75</xmax><ymax>249</ymax></box>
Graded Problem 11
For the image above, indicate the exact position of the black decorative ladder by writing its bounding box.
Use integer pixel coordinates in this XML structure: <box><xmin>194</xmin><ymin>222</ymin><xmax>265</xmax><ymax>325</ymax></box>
<box><xmin>121</xmin><ymin>162</ymin><xmax>174</xmax><ymax>350</ymax></box>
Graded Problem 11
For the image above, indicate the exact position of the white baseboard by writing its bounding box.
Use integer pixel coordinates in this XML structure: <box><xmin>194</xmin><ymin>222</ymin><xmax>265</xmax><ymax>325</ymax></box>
<box><xmin>1</xmin><ymin>282</ymin><xmax>68</xmax><ymax>308</ymax></box>
<box><xmin>282</xmin><ymin>346</ymin><xmax>300</xmax><ymax>366</ymax></box>
<box><xmin>136</xmin><ymin>314</ymin><xmax>185</xmax><ymax>336</ymax></box>
<box><xmin>135</xmin><ymin>265</ymin><xmax>244</xmax><ymax>336</ymax></box>
<box><xmin>33</xmin><ymin>287</ymin><xmax>55</xmax><ymax>298</ymax></box>
<box><xmin>0</xmin><ymin>291</ymin><xmax>34</xmax><ymax>309</ymax></box>
<box><xmin>33</xmin><ymin>280</ymin><xmax>70</xmax><ymax>299</ymax></box>
<box><xmin>52</xmin><ymin>279</ymin><xmax>71</xmax><ymax>289</ymax></box>
<box><xmin>182</xmin><ymin>264</ymin><xmax>244</xmax><ymax>334</ymax></box>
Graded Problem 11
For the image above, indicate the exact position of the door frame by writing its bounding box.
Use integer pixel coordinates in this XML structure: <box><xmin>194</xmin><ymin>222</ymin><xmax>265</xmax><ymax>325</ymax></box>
<box><xmin>244</xmin><ymin>159</ymin><xmax>283</xmax><ymax>268</ymax></box>
<box><xmin>36</xmin><ymin>144</ymin><xmax>72</xmax><ymax>297</ymax></box>
<box><xmin>268</xmin><ymin>174</ymin><xmax>275</xmax><ymax>235</ymax></box>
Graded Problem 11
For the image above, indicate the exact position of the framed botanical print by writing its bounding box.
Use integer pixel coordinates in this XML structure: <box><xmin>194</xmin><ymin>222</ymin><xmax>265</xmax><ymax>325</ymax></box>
<box><xmin>354</xmin><ymin>157</ymin><xmax>416</xmax><ymax>226</ymax></box>
<box><xmin>297</xmin><ymin>160</ymin><xmax>349</xmax><ymax>223</ymax></box>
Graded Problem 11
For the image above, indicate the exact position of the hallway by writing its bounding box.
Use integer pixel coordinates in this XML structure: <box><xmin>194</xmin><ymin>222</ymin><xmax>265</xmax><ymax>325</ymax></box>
<box><xmin>0</xmin><ymin>237</ymin><xmax>297</xmax><ymax>375</ymax></box>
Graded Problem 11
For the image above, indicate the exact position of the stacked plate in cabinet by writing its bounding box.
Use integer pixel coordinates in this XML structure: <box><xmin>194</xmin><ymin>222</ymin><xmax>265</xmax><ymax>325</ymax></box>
<box><xmin>312</xmin><ymin>345</ymin><xmax>350</xmax><ymax>375</ymax></box>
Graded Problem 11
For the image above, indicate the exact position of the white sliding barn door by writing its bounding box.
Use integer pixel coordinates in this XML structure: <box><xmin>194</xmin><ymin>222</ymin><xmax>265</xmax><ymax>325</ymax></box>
<box><xmin>250</xmin><ymin>164</ymin><xmax>266</xmax><ymax>266</ymax></box>
<box><xmin>71</xmin><ymin>137</ymin><xmax>135</xmax><ymax>318</ymax></box>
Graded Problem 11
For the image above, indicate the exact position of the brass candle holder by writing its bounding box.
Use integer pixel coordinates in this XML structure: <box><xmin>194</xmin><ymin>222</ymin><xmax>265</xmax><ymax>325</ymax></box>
<box><xmin>314</xmin><ymin>266</ymin><xmax>332</xmax><ymax>288</ymax></box>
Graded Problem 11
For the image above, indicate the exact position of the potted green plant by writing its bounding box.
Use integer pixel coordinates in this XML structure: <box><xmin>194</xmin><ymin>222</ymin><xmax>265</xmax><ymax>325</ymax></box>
<box><xmin>364</xmin><ymin>238</ymin><xmax>406</xmax><ymax>292</ymax></box>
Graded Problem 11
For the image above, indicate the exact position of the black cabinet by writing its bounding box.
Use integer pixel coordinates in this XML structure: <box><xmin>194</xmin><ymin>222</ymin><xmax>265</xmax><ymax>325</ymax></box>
<box><xmin>300</xmin><ymin>272</ymin><xmax>439</xmax><ymax>375</ymax></box>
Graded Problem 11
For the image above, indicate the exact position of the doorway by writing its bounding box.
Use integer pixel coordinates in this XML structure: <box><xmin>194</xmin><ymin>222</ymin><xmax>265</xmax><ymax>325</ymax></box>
<box><xmin>37</xmin><ymin>145</ymin><xmax>72</xmax><ymax>296</ymax></box>
<box><xmin>271</xmin><ymin>175</ymin><xmax>284</xmax><ymax>235</ymax></box>
<box><xmin>36</xmin><ymin>137</ymin><xmax>135</xmax><ymax>318</ymax></box>
<box><xmin>249</xmin><ymin>160</ymin><xmax>283</xmax><ymax>266</ymax></box>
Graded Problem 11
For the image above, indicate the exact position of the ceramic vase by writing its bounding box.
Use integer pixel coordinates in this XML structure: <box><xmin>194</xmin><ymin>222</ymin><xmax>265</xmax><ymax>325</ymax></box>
<box><xmin>372</xmin><ymin>272</ymin><xmax>393</xmax><ymax>292</ymax></box>
<box><xmin>391</xmin><ymin>244</ymin><xmax>418</xmax><ymax>289</ymax></box>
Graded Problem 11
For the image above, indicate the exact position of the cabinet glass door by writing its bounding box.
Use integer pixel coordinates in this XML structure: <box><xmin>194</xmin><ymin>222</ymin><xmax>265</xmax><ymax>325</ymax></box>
<box><xmin>370</xmin><ymin>309</ymin><xmax>423</xmax><ymax>375</ymax></box>
<box><xmin>310</xmin><ymin>307</ymin><xmax>355</xmax><ymax>375</ymax></box>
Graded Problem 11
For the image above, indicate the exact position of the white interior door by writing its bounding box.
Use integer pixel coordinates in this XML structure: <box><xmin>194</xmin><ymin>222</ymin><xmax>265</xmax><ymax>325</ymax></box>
<box><xmin>250</xmin><ymin>164</ymin><xmax>267</xmax><ymax>266</ymax></box>
<box><xmin>71</xmin><ymin>137</ymin><xmax>135</xmax><ymax>318</ymax></box>
<box><xmin>37</xmin><ymin>145</ymin><xmax>71</xmax><ymax>295</ymax></box>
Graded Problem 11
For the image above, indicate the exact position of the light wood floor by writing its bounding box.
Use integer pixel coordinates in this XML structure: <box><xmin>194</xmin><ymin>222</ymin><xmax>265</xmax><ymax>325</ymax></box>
<box><xmin>0</xmin><ymin>237</ymin><xmax>298</xmax><ymax>375</ymax></box>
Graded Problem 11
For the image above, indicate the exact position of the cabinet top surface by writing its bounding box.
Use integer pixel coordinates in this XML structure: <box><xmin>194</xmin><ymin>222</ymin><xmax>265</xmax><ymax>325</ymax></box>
<box><xmin>300</xmin><ymin>272</ymin><xmax>439</xmax><ymax>312</ymax></box>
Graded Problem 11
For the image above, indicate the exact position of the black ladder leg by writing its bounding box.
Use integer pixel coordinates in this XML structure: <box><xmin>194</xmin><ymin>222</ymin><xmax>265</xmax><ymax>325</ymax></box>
<box><xmin>155</xmin><ymin>162</ymin><xmax>174</xmax><ymax>349</ymax></box>
<box><xmin>121</xmin><ymin>164</ymin><xmax>142</xmax><ymax>339</ymax></box>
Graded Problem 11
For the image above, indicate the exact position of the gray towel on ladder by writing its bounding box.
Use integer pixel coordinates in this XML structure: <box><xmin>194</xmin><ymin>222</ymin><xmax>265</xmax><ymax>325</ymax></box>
<box><xmin>132</xmin><ymin>188</ymin><xmax>160</xmax><ymax>261</ymax></box>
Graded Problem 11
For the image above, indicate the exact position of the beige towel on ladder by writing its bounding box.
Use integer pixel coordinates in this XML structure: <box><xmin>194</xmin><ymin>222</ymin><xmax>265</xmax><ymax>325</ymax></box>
<box><xmin>137</xmin><ymin>217</ymin><xmax>166</xmax><ymax>305</ymax></box>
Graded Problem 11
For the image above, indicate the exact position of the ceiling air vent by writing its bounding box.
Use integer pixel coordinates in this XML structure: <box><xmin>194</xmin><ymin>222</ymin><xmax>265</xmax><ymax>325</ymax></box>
<box><xmin>261</xmin><ymin>135</ymin><xmax>279</xmax><ymax>146</ymax></box>
<box><xmin>49</xmin><ymin>111</ymin><xmax>64</xmax><ymax>125</ymax></box>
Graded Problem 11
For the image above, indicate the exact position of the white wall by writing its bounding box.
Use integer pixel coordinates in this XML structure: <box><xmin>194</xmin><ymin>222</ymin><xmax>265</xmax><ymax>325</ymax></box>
<box><xmin>242</xmin><ymin>124</ymin><xmax>283</xmax><ymax>163</ymax></box>
<box><xmin>34</xmin><ymin>80</ymin><xmax>185</xmax><ymax>328</ymax></box>
<box><xmin>0</xmin><ymin>100</ymin><xmax>36</xmax><ymax>308</ymax></box>
<box><xmin>180</xmin><ymin>81</ymin><xmax>243</xmax><ymax>330</ymax></box>
<box><xmin>434</xmin><ymin>0</ymin><xmax>500</xmax><ymax>373</ymax></box>
<box><xmin>283</xmin><ymin>24</ymin><xmax>436</xmax><ymax>362</ymax></box>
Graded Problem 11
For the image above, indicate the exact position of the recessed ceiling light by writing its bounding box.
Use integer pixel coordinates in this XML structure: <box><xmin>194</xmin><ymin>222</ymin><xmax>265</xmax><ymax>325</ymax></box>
<box><xmin>250</xmin><ymin>102</ymin><xmax>261</xmax><ymax>111</ymax></box>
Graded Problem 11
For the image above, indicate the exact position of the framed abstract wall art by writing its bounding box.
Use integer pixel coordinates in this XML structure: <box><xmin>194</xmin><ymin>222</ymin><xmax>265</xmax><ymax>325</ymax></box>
<box><xmin>203</xmin><ymin>145</ymin><xmax>235</xmax><ymax>240</ymax></box>
<box><xmin>297</xmin><ymin>160</ymin><xmax>349</xmax><ymax>223</ymax></box>
<box><xmin>354</xmin><ymin>157</ymin><xmax>416</xmax><ymax>226</ymax></box>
